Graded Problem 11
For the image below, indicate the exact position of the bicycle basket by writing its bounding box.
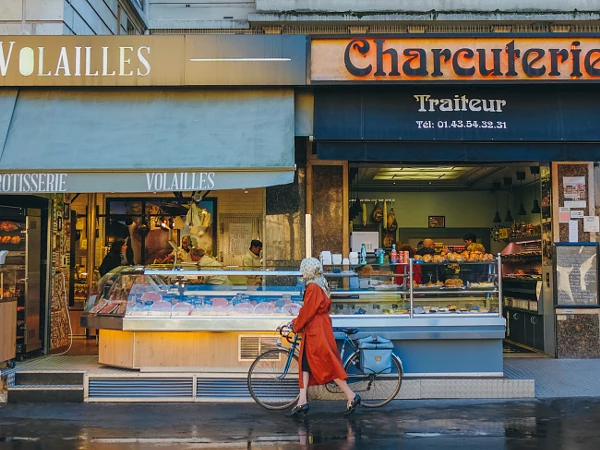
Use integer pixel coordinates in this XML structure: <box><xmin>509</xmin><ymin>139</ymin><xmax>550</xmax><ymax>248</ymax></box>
<box><xmin>357</xmin><ymin>335</ymin><xmax>394</xmax><ymax>374</ymax></box>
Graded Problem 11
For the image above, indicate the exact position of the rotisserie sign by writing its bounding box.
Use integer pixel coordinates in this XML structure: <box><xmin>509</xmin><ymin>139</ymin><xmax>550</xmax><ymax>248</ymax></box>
<box><xmin>311</xmin><ymin>37</ymin><xmax>600</xmax><ymax>82</ymax></box>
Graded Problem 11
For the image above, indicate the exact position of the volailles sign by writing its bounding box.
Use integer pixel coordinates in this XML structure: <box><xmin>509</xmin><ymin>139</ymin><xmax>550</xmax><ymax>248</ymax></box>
<box><xmin>0</xmin><ymin>36</ymin><xmax>183</xmax><ymax>86</ymax></box>
<box><xmin>311</xmin><ymin>36</ymin><xmax>600</xmax><ymax>82</ymax></box>
<box><xmin>0</xmin><ymin>35</ymin><xmax>307</xmax><ymax>86</ymax></box>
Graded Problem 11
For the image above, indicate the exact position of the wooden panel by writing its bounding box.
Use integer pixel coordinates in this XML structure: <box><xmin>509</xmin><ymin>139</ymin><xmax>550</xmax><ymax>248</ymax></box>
<box><xmin>0</xmin><ymin>301</ymin><xmax>17</xmax><ymax>362</ymax></box>
<box><xmin>133</xmin><ymin>332</ymin><xmax>263</xmax><ymax>370</ymax></box>
<box><xmin>99</xmin><ymin>329</ymin><xmax>134</xmax><ymax>368</ymax></box>
<box><xmin>69</xmin><ymin>310</ymin><xmax>87</xmax><ymax>337</ymax></box>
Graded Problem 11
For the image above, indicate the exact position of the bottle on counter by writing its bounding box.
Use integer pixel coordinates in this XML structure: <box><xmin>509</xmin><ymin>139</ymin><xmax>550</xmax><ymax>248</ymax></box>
<box><xmin>360</xmin><ymin>244</ymin><xmax>367</xmax><ymax>265</ymax></box>
<box><xmin>391</xmin><ymin>244</ymin><xmax>398</xmax><ymax>264</ymax></box>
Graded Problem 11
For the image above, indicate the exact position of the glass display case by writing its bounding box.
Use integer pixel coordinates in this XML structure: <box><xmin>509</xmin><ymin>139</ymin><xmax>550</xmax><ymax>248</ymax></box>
<box><xmin>83</xmin><ymin>257</ymin><xmax>502</xmax><ymax>327</ymax></box>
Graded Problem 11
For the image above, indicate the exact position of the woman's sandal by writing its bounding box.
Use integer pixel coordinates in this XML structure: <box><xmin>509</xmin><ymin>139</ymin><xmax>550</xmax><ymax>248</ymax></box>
<box><xmin>286</xmin><ymin>403</ymin><xmax>310</xmax><ymax>417</ymax></box>
<box><xmin>344</xmin><ymin>394</ymin><xmax>361</xmax><ymax>415</ymax></box>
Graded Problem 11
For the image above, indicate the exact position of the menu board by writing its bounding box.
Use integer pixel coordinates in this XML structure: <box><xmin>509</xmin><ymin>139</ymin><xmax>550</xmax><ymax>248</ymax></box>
<box><xmin>555</xmin><ymin>244</ymin><xmax>598</xmax><ymax>306</ymax></box>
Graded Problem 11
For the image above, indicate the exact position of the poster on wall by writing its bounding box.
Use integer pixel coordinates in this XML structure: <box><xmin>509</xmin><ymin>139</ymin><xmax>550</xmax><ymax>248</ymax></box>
<box><xmin>563</xmin><ymin>176</ymin><xmax>587</xmax><ymax>209</ymax></box>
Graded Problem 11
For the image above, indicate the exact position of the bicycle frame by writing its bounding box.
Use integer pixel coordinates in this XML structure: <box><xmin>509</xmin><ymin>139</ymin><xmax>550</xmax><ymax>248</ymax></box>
<box><xmin>276</xmin><ymin>332</ymin><xmax>360</xmax><ymax>381</ymax></box>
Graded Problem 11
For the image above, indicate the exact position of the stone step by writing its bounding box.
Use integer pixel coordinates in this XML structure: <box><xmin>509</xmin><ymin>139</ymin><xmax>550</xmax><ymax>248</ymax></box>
<box><xmin>8</xmin><ymin>385</ymin><xmax>84</xmax><ymax>403</ymax></box>
<box><xmin>15</xmin><ymin>371</ymin><xmax>84</xmax><ymax>386</ymax></box>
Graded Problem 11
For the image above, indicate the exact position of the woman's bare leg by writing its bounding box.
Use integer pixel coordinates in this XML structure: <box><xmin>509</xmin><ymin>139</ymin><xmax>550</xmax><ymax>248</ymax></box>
<box><xmin>298</xmin><ymin>371</ymin><xmax>310</xmax><ymax>405</ymax></box>
<box><xmin>334</xmin><ymin>378</ymin><xmax>356</xmax><ymax>403</ymax></box>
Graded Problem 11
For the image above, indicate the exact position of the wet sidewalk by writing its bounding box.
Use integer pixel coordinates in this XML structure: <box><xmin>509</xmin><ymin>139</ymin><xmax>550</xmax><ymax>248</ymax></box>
<box><xmin>1</xmin><ymin>398</ymin><xmax>600</xmax><ymax>449</ymax></box>
<box><xmin>504</xmin><ymin>358</ymin><xmax>600</xmax><ymax>398</ymax></box>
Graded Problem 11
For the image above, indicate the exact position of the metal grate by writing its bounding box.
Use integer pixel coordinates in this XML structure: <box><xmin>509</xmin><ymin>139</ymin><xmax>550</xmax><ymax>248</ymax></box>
<box><xmin>196</xmin><ymin>378</ymin><xmax>251</xmax><ymax>398</ymax></box>
<box><xmin>238</xmin><ymin>335</ymin><xmax>279</xmax><ymax>361</ymax></box>
<box><xmin>88</xmin><ymin>377</ymin><xmax>194</xmax><ymax>399</ymax></box>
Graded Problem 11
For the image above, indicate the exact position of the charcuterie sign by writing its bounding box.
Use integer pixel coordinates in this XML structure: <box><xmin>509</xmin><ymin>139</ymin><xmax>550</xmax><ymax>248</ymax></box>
<box><xmin>311</xmin><ymin>37</ymin><xmax>600</xmax><ymax>82</ymax></box>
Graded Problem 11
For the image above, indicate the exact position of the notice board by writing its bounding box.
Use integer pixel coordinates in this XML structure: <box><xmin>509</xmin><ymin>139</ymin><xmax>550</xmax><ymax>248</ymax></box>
<box><xmin>555</xmin><ymin>243</ymin><xmax>599</xmax><ymax>307</ymax></box>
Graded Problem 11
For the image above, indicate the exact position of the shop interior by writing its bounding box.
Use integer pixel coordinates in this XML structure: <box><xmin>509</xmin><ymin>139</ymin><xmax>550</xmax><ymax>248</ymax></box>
<box><xmin>348</xmin><ymin>163</ymin><xmax>550</xmax><ymax>355</ymax></box>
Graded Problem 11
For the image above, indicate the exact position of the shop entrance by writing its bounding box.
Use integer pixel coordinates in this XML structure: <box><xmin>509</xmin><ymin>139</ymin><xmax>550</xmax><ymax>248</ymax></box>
<box><xmin>349</xmin><ymin>163</ymin><xmax>551</xmax><ymax>356</ymax></box>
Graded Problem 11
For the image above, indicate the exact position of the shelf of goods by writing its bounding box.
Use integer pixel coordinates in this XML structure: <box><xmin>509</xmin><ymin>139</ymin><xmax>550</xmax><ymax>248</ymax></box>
<box><xmin>500</xmin><ymin>237</ymin><xmax>544</xmax><ymax>351</ymax></box>
<box><xmin>81</xmin><ymin>261</ymin><xmax>505</xmax><ymax>376</ymax></box>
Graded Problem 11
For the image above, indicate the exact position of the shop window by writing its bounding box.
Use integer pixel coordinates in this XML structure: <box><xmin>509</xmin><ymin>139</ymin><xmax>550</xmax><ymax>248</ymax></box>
<box><xmin>105</xmin><ymin>197</ymin><xmax>217</xmax><ymax>265</ymax></box>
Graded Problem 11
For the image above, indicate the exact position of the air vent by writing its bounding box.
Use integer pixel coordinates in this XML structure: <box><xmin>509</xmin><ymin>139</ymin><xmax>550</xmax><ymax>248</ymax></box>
<box><xmin>239</xmin><ymin>335</ymin><xmax>279</xmax><ymax>361</ymax></box>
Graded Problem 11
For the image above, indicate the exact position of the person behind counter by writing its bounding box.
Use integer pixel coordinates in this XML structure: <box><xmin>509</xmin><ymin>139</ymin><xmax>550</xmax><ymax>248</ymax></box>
<box><xmin>415</xmin><ymin>238</ymin><xmax>445</xmax><ymax>284</ymax></box>
<box><xmin>190</xmin><ymin>248</ymin><xmax>231</xmax><ymax>285</ymax></box>
<box><xmin>99</xmin><ymin>239</ymin><xmax>127</xmax><ymax>277</ymax></box>
<box><xmin>243</xmin><ymin>239</ymin><xmax>263</xmax><ymax>287</ymax></box>
<box><xmin>159</xmin><ymin>235</ymin><xmax>192</xmax><ymax>264</ymax></box>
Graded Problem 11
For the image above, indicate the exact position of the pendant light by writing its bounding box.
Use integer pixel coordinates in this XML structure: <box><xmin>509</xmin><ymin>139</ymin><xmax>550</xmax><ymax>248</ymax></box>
<box><xmin>492</xmin><ymin>182</ymin><xmax>502</xmax><ymax>223</ymax></box>
<box><xmin>530</xmin><ymin>166</ymin><xmax>541</xmax><ymax>214</ymax></box>
<box><xmin>504</xmin><ymin>177</ymin><xmax>514</xmax><ymax>223</ymax></box>
<box><xmin>516</xmin><ymin>171</ymin><xmax>527</xmax><ymax>216</ymax></box>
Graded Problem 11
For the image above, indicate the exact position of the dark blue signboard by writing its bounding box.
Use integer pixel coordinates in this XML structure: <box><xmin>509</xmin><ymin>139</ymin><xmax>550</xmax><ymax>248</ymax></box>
<box><xmin>314</xmin><ymin>86</ymin><xmax>600</xmax><ymax>162</ymax></box>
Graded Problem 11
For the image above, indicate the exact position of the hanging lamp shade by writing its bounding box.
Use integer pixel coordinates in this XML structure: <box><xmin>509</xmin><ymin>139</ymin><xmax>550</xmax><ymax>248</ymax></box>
<box><xmin>518</xmin><ymin>202</ymin><xmax>527</xmax><ymax>216</ymax></box>
<box><xmin>503</xmin><ymin>178</ymin><xmax>514</xmax><ymax>223</ymax></box>
<box><xmin>492</xmin><ymin>182</ymin><xmax>502</xmax><ymax>223</ymax></box>
<box><xmin>531</xmin><ymin>199</ymin><xmax>541</xmax><ymax>214</ymax></box>
<box><xmin>505</xmin><ymin>210</ymin><xmax>514</xmax><ymax>223</ymax></box>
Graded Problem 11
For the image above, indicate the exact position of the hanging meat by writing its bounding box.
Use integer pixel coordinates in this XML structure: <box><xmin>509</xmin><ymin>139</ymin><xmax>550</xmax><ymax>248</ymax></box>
<box><xmin>362</xmin><ymin>203</ymin><xmax>368</xmax><ymax>226</ymax></box>
<box><xmin>387</xmin><ymin>208</ymin><xmax>398</xmax><ymax>232</ymax></box>
<box><xmin>372</xmin><ymin>202</ymin><xmax>383</xmax><ymax>223</ymax></box>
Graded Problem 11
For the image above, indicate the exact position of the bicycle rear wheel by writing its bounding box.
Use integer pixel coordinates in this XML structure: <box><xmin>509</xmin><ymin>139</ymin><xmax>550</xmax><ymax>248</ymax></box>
<box><xmin>344</xmin><ymin>353</ymin><xmax>403</xmax><ymax>408</ymax></box>
<box><xmin>247</xmin><ymin>348</ymin><xmax>299</xmax><ymax>410</ymax></box>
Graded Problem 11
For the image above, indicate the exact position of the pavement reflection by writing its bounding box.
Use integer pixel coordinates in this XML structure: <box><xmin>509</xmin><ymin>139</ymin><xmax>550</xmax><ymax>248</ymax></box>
<box><xmin>0</xmin><ymin>398</ymin><xmax>600</xmax><ymax>449</ymax></box>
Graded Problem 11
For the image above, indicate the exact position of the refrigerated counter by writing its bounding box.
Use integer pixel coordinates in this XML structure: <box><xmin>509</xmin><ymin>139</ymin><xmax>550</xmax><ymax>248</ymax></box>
<box><xmin>82</xmin><ymin>261</ymin><xmax>506</xmax><ymax>376</ymax></box>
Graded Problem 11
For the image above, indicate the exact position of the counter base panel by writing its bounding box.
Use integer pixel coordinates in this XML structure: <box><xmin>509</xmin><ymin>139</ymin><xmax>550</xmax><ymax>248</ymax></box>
<box><xmin>98</xmin><ymin>329</ymin><xmax>504</xmax><ymax>376</ymax></box>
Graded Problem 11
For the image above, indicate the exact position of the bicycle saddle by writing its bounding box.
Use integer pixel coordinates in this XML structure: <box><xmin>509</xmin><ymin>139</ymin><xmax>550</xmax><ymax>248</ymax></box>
<box><xmin>336</xmin><ymin>328</ymin><xmax>359</xmax><ymax>336</ymax></box>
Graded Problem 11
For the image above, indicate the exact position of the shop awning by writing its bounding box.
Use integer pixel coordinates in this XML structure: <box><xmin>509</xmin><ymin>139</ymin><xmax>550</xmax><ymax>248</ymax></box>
<box><xmin>0</xmin><ymin>89</ymin><xmax>295</xmax><ymax>193</ymax></box>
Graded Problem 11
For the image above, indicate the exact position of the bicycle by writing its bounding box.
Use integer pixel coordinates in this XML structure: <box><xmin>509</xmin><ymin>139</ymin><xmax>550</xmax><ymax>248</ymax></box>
<box><xmin>247</xmin><ymin>323</ymin><xmax>403</xmax><ymax>410</ymax></box>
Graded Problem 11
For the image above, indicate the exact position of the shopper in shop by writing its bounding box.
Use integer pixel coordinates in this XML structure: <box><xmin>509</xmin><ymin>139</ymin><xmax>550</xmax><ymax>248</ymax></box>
<box><xmin>416</xmin><ymin>238</ymin><xmax>445</xmax><ymax>284</ymax></box>
<box><xmin>243</xmin><ymin>239</ymin><xmax>263</xmax><ymax>287</ymax></box>
<box><xmin>99</xmin><ymin>239</ymin><xmax>127</xmax><ymax>277</ymax></box>
<box><xmin>190</xmin><ymin>248</ymin><xmax>231</xmax><ymax>285</ymax></box>
<box><xmin>463</xmin><ymin>232</ymin><xmax>477</xmax><ymax>248</ymax></box>
<box><xmin>287</xmin><ymin>258</ymin><xmax>360</xmax><ymax>417</ymax></box>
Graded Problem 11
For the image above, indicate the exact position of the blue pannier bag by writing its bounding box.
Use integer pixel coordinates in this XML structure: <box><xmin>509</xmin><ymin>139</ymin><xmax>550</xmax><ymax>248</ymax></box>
<box><xmin>357</xmin><ymin>335</ymin><xmax>394</xmax><ymax>374</ymax></box>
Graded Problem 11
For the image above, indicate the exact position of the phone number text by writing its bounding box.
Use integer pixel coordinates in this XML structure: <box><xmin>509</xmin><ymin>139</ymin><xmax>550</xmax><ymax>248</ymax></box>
<box><xmin>416</xmin><ymin>120</ymin><xmax>508</xmax><ymax>129</ymax></box>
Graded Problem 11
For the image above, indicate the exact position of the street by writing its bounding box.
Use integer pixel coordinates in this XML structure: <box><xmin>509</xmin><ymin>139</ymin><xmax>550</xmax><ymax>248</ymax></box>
<box><xmin>0</xmin><ymin>398</ymin><xmax>599</xmax><ymax>449</ymax></box>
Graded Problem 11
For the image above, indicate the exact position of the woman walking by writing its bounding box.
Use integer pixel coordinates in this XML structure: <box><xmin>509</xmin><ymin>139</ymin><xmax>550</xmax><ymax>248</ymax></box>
<box><xmin>287</xmin><ymin>258</ymin><xmax>361</xmax><ymax>417</ymax></box>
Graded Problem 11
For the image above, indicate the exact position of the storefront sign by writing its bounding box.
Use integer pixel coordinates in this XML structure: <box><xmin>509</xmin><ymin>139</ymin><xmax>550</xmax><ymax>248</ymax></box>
<box><xmin>0</xmin><ymin>170</ymin><xmax>293</xmax><ymax>193</ymax></box>
<box><xmin>0</xmin><ymin>173</ymin><xmax>67</xmax><ymax>193</ymax></box>
<box><xmin>0</xmin><ymin>35</ymin><xmax>306</xmax><ymax>86</ymax></box>
<box><xmin>311</xmin><ymin>37</ymin><xmax>600</xmax><ymax>82</ymax></box>
<box><xmin>314</xmin><ymin>86</ymin><xmax>600</xmax><ymax>142</ymax></box>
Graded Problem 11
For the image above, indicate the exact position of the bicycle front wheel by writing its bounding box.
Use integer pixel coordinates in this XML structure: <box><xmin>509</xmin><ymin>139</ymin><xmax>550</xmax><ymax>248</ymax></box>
<box><xmin>344</xmin><ymin>353</ymin><xmax>403</xmax><ymax>408</ymax></box>
<box><xmin>247</xmin><ymin>348</ymin><xmax>299</xmax><ymax>410</ymax></box>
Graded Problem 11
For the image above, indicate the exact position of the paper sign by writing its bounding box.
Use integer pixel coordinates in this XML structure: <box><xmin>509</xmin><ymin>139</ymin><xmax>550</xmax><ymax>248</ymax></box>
<box><xmin>584</xmin><ymin>216</ymin><xmax>600</xmax><ymax>233</ymax></box>
<box><xmin>569</xmin><ymin>220</ymin><xmax>579</xmax><ymax>242</ymax></box>
<box><xmin>564</xmin><ymin>200</ymin><xmax>587</xmax><ymax>209</ymax></box>
<box><xmin>559</xmin><ymin>207</ymin><xmax>570</xmax><ymax>223</ymax></box>
<box><xmin>571</xmin><ymin>210</ymin><xmax>585</xmax><ymax>219</ymax></box>
<box><xmin>536</xmin><ymin>281</ymin><xmax>542</xmax><ymax>301</ymax></box>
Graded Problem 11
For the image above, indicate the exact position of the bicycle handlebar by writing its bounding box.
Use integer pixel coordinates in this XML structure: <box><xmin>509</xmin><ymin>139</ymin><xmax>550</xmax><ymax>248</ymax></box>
<box><xmin>277</xmin><ymin>322</ymin><xmax>296</xmax><ymax>344</ymax></box>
